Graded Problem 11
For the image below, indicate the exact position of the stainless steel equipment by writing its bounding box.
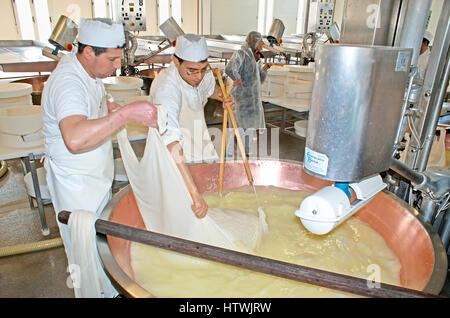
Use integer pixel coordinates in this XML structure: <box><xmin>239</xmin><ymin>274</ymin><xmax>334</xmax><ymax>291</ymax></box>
<box><xmin>267</xmin><ymin>19</ymin><xmax>285</xmax><ymax>45</ymax></box>
<box><xmin>304</xmin><ymin>44</ymin><xmax>411</xmax><ymax>182</ymax></box>
<box><xmin>340</xmin><ymin>0</ymin><xmax>401</xmax><ymax>46</ymax></box>
<box><xmin>159</xmin><ymin>17</ymin><xmax>185</xmax><ymax>45</ymax></box>
<box><xmin>0</xmin><ymin>40</ymin><xmax>57</xmax><ymax>72</ymax></box>
<box><xmin>48</xmin><ymin>15</ymin><xmax>78</xmax><ymax>52</ymax></box>
<box><xmin>116</xmin><ymin>0</ymin><xmax>146</xmax><ymax>32</ymax></box>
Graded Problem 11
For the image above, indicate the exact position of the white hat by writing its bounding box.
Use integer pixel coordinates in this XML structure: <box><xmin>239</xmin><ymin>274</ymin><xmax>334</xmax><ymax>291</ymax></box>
<box><xmin>78</xmin><ymin>18</ymin><xmax>125</xmax><ymax>48</ymax></box>
<box><xmin>423</xmin><ymin>30</ymin><xmax>433</xmax><ymax>43</ymax></box>
<box><xmin>174</xmin><ymin>34</ymin><xmax>209</xmax><ymax>62</ymax></box>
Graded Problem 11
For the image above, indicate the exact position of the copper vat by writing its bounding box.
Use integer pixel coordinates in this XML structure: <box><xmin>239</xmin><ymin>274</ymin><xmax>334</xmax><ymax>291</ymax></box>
<box><xmin>96</xmin><ymin>160</ymin><xmax>448</xmax><ymax>297</ymax></box>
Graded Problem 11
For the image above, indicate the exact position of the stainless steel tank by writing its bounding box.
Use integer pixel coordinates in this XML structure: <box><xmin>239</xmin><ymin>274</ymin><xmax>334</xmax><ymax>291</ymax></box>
<box><xmin>267</xmin><ymin>19</ymin><xmax>285</xmax><ymax>43</ymax></box>
<box><xmin>96</xmin><ymin>160</ymin><xmax>447</xmax><ymax>297</ymax></box>
<box><xmin>159</xmin><ymin>17</ymin><xmax>185</xmax><ymax>43</ymax></box>
<box><xmin>49</xmin><ymin>15</ymin><xmax>78</xmax><ymax>50</ymax></box>
<box><xmin>305</xmin><ymin>44</ymin><xmax>412</xmax><ymax>182</ymax></box>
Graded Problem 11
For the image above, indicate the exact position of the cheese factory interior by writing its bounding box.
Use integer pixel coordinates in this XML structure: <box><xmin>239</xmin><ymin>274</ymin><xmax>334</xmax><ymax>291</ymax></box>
<box><xmin>0</xmin><ymin>0</ymin><xmax>450</xmax><ymax>300</ymax></box>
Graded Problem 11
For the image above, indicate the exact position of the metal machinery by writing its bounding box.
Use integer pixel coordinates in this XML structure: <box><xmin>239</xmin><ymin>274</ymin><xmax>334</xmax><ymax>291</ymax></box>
<box><xmin>42</xmin><ymin>15</ymin><xmax>78</xmax><ymax>61</ymax></box>
<box><xmin>296</xmin><ymin>0</ymin><xmax>450</xmax><ymax>259</ymax></box>
<box><xmin>295</xmin><ymin>44</ymin><xmax>411</xmax><ymax>235</ymax></box>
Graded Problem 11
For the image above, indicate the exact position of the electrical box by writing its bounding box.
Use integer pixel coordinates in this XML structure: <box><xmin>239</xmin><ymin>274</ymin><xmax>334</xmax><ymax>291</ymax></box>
<box><xmin>316</xmin><ymin>2</ymin><xmax>334</xmax><ymax>32</ymax></box>
<box><xmin>117</xmin><ymin>0</ymin><xmax>146</xmax><ymax>31</ymax></box>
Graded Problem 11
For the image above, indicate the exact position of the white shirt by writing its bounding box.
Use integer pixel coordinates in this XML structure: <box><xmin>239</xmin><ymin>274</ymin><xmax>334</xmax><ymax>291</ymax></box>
<box><xmin>42</xmin><ymin>53</ymin><xmax>106</xmax><ymax>146</ymax></box>
<box><xmin>418</xmin><ymin>47</ymin><xmax>431</xmax><ymax>80</ymax></box>
<box><xmin>149</xmin><ymin>62</ymin><xmax>215</xmax><ymax>146</ymax></box>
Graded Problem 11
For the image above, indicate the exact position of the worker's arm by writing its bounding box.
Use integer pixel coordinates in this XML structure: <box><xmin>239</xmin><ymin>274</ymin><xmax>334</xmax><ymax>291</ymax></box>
<box><xmin>167</xmin><ymin>141</ymin><xmax>208</xmax><ymax>218</ymax></box>
<box><xmin>59</xmin><ymin>101</ymin><xmax>158</xmax><ymax>153</ymax></box>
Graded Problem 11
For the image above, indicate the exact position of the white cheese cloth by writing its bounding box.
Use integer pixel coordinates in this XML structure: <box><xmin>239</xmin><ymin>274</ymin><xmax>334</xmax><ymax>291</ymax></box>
<box><xmin>68</xmin><ymin>209</ymin><xmax>117</xmax><ymax>298</ymax></box>
<box><xmin>116</xmin><ymin>107</ymin><xmax>266</xmax><ymax>252</ymax></box>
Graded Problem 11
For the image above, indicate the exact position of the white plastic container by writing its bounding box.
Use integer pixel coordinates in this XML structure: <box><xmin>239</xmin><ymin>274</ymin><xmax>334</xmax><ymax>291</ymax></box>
<box><xmin>286</xmin><ymin>64</ymin><xmax>315</xmax><ymax>81</ymax></box>
<box><xmin>261</xmin><ymin>66</ymin><xmax>288</xmax><ymax>98</ymax></box>
<box><xmin>0</xmin><ymin>83</ymin><xmax>33</xmax><ymax>107</ymax></box>
<box><xmin>114</xmin><ymin>158</ymin><xmax>128</xmax><ymax>182</ymax></box>
<box><xmin>0</xmin><ymin>130</ymin><xmax>44</xmax><ymax>149</ymax></box>
<box><xmin>294</xmin><ymin>120</ymin><xmax>308</xmax><ymax>137</ymax></box>
<box><xmin>284</xmin><ymin>79</ymin><xmax>313</xmax><ymax>99</ymax></box>
<box><xmin>0</xmin><ymin>105</ymin><xmax>42</xmax><ymax>135</ymax></box>
<box><xmin>24</xmin><ymin>167</ymin><xmax>51</xmax><ymax>200</ymax></box>
<box><xmin>103</xmin><ymin>76</ymin><xmax>143</xmax><ymax>106</ymax></box>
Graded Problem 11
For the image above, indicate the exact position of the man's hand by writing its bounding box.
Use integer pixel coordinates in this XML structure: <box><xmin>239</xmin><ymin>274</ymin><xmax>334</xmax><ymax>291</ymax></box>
<box><xmin>263</xmin><ymin>63</ymin><xmax>273</xmax><ymax>72</ymax></box>
<box><xmin>191</xmin><ymin>193</ymin><xmax>208</xmax><ymax>218</ymax></box>
<box><xmin>222</xmin><ymin>94</ymin><xmax>235</xmax><ymax>111</ymax></box>
<box><xmin>124</xmin><ymin>101</ymin><xmax>159</xmax><ymax>128</ymax></box>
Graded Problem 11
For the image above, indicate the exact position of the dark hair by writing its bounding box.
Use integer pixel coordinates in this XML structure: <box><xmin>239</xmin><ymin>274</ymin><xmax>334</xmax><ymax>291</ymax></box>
<box><xmin>78</xmin><ymin>42</ymin><xmax>125</xmax><ymax>56</ymax></box>
<box><xmin>174</xmin><ymin>54</ymin><xmax>208</xmax><ymax>64</ymax></box>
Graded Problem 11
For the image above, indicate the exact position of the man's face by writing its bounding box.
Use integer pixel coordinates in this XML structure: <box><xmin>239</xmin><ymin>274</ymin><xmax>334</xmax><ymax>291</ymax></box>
<box><xmin>90</xmin><ymin>47</ymin><xmax>123</xmax><ymax>78</ymax></box>
<box><xmin>256</xmin><ymin>39</ymin><xmax>264</xmax><ymax>52</ymax></box>
<box><xmin>173</xmin><ymin>57</ymin><xmax>210</xmax><ymax>87</ymax></box>
<box><xmin>420</xmin><ymin>39</ymin><xmax>429</xmax><ymax>55</ymax></box>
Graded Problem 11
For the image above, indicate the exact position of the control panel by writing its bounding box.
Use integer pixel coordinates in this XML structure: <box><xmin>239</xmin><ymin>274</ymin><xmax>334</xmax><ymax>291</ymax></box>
<box><xmin>316</xmin><ymin>2</ymin><xmax>334</xmax><ymax>32</ymax></box>
<box><xmin>118</xmin><ymin>0</ymin><xmax>146</xmax><ymax>31</ymax></box>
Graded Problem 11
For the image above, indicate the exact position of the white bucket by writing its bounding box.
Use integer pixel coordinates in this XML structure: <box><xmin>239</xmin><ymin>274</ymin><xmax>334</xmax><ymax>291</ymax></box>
<box><xmin>294</xmin><ymin>120</ymin><xmax>308</xmax><ymax>137</ymax></box>
<box><xmin>262</xmin><ymin>66</ymin><xmax>288</xmax><ymax>98</ymax></box>
<box><xmin>103</xmin><ymin>76</ymin><xmax>143</xmax><ymax>106</ymax></box>
<box><xmin>0</xmin><ymin>83</ymin><xmax>33</xmax><ymax>108</ymax></box>
<box><xmin>284</xmin><ymin>80</ymin><xmax>313</xmax><ymax>99</ymax></box>
<box><xmin>0</xmin><ymin>130</ymin><xmax>44</xmax><ymax>149</ymax></box>
<box><xmin>286</xmin><ymin>64</ymin><xmax>314</xmax><ymax>81</ymax></box>
<box><xmin>0</xmin><ymin>105</ymin><xmax>42</xmax><ymax>135</ymax></box>
<box><xmin>114</xmin><ymin>158</ymin><xmax>128</xmax><ymax>182</ymax></box>
<box><xmin>24</xmin><ymin>167</ymin><xmax>51</xmax><ymax>200</ymax></box>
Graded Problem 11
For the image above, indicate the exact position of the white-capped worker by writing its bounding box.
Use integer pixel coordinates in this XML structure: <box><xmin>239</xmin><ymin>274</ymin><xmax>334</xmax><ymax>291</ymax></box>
<box><xmin>149</xmin><ymin>34</ymin><xmax>235</xmax><ymax>219</ymax></box>
<box><xmin>224</xmin><ymin>31</ymin><xmax>271</xmax><ymax>157</ymax></box>
<box><xmin>42</xmin><ymin>18</ymin><xmax>159</xmax><ymax>296</ymax></box>
<box><xmin>418</xmin><ymin>30</ymin><xmax>433</xmax><ymax>79</ymax></box>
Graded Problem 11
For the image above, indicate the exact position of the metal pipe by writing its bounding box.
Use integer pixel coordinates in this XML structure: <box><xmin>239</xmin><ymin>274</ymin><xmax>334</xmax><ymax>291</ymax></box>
<box><xmin>396</xmin><ymin>0</ymin><xmax>431</xmax><ymax>66</ymax></box>
<box><xmin>394</xmin><ymin>67</ymin><xmax>418</xmax><ymax>148</ymax></box>
<box><xmin>390</xmin><ymin>158</ymin><xmax>426</xmax><ymax>186</ymax></box>
<box><xmin>58</xmin><ymin>210</ymin><xmax>441</xmax><ymax>298</ymax></box>
<box><xmin>406</xmin><ymin>0</ymin><xmax>450</xmax><ymax>170</ymax></box>
<box><xmin>303</xmin><ymin>0</ymin><xmax>310</xmax><ymax>35</ymax></box>
<box><xmin>421</xmin><ymin>196</ymin><xmax>439</xmax><ymax>224</ymax></box>
<box><xmin>416</xmin><ymin>53</ymin><xmax>450</xmax><ymax>172</ymax></box>
<box><xmin>440</xmin><ymin>211</ymin><xmax>450</xmax><ymax>251</ymax></box>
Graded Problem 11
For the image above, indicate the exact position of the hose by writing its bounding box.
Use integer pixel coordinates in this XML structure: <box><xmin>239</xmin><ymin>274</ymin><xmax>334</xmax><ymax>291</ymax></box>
<box><xmin>0</xmin><ymin>237</ymin><xmax>63</xmax><ymax>258</ymax></box>
<box><xmin>0</xmin><ymin>160</ymin><xmax>8</xmax><ymax>179</ymax></box>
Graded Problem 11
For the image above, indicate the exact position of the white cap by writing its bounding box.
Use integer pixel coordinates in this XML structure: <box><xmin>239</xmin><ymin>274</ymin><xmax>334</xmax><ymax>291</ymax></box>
<box><xmin>78</xmin><ymin>18</ymin><xmax>125</xmax><ymax>48</ymax></box>
<box><xmin>423</xmin><ymin>30</ymin><xmax>433</xmax><ymax>43</ymax></box>
<box><xmin>174</xmin><ymin>34</ymin><xmax>209</xmax><ymax>62</ymax></box>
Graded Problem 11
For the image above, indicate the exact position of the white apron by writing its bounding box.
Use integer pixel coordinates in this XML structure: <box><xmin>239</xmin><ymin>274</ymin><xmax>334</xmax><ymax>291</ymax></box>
<box><xmin>45</xmin><ymin>82</ymin><xmax>114</xmax><ymax>262</ymax></box>
<box><xmin>178</xmin><ymin>79</ymin><xmax>218</xmax><ymax>163</ymax></box>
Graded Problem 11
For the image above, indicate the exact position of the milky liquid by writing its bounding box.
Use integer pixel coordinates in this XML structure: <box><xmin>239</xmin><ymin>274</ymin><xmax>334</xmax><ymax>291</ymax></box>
<box><xmin>130</xmin><ymin>186</ymin><xmax>401</xmax><ymax>297</ymax></box>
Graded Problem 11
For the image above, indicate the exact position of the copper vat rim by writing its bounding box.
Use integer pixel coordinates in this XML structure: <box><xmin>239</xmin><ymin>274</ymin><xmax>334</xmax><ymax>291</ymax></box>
<box><xmin>96</xmin><ymin>159</ymin><xmax>448</xmax><ymax>298</ymax></box>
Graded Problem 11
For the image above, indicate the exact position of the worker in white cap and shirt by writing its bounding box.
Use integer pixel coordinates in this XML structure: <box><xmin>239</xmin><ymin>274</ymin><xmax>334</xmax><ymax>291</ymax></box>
<box><xmin>42</xmin><ymin>18</ymin><xmax>159</xmax><ymax>297</ymax></box>
<box><xmin>149</xmin><ymin>34</ymin><xmax>235</xmax><ymax>218</ymax></box>
<box><xmin>418</xmin><ymin>30</ymin><xmax>433</xmax><ymax>79</ymax></box>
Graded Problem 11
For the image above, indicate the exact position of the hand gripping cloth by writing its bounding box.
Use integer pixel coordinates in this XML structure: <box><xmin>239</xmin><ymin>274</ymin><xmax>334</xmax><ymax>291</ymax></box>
<box><xmin>116</xmin><ymin>105</ymin><xmax>266</xmax><ymax>252</ymax></box>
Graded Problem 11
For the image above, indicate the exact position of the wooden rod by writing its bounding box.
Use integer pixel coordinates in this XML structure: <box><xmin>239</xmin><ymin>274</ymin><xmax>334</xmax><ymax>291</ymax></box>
<box><xmin>218</xmin><ymin>77</ymin><xmax>231</xmax><ymax>194</ymax></box>
<box><xmin>213</xmin><ymin>69</ymin><xmax>254</xmax><ymax>185</ymax></box>
<box><xmin>58</xmin><ymin>211</ymin><xmax>441</xmax><ymax>298</ymax></box>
